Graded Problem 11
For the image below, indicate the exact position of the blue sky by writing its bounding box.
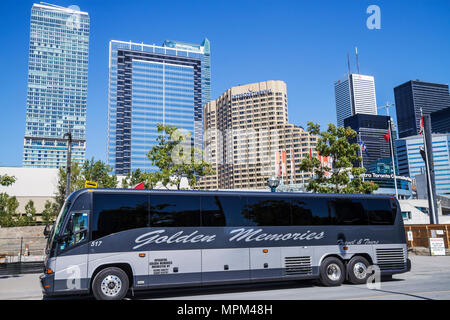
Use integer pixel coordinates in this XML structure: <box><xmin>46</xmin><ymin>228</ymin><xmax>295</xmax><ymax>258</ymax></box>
<box><xmin>0</xmin><ymin>0</ymin><xmax>449</xmax><ymax>167</ymax></box>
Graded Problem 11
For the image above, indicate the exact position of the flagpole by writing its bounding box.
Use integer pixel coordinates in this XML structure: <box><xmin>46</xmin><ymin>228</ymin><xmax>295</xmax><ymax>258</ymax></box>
<box><xmin>358</xmin><ymin>132</ymin><xmax>365</xmax><ymax>182</ymax></box>
<box><xmin>388</xmin><ymin>119</ymin><xmax>399</xmax><ymax>199</ymax></box>
<box><xmin>421</xmin><ymin>108</ymin><xmax>437</xmax><ymax>224</ymax></box>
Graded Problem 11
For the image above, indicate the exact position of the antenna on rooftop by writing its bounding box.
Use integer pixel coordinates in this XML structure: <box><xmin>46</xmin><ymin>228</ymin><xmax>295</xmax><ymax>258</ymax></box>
<box><xmin>347</xmin><ymin>52</ymin><xmax>351</xmax><ymax>75</ymax></box>
<box><xmin>355</xmin><ymin>46</ymin><xmax>360</xmax><ymax>74</ymax></box>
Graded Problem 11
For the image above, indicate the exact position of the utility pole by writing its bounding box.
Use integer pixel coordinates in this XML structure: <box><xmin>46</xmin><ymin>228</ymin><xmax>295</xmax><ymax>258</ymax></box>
<box><xmin>420</xmin><ymin>110</ymin><xmax>439</xmax><ymax>224</ymax></box>
<box><xmin>63</xmin><ymin>131</ymin><xmax>72</xmax><ymax>199</ymax></box>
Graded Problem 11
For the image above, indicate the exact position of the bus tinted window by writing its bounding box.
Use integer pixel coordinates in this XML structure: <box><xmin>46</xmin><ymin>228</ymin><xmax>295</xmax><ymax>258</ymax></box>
<box><xmin>330</xmin><ymin>199</ymin><xmax>369</xmax><ymax>225</ymax></box>
<box><xmin>201</xmin><ymin>196</ymin><xmax>226</xmax><ymax>226</ymax></box>
<box><xmin>71</xmin><ymin>192</ymin><xmax>91</xmax><ymax>211</ymax></box>
<box><xmin>92</xmin><ymin>194</ymin><xmax>149</xmax><ymax>240</ymax></box>
<box><xmin>150</xmin><ymin>195</ymin><xmax>200</xmax><ymax>227</ymax></box>
<box><xmin>217</xmin><ymin>196</ymin><xmax>249</xmax><ymax>226</ymax></box>
<box><xmin>365</xmin><ymin>199</ymin><xmax>395</xmax><ymax>225</ymax></box>
<box><xmin>291</xmin><ymin>198</ymin><xmax>330</xmax><ymax>225</ymax></box>
<box><xmin>246</xmin><ymin>196</ymin><xmax>291</xmax><ymax>226</ymax></box>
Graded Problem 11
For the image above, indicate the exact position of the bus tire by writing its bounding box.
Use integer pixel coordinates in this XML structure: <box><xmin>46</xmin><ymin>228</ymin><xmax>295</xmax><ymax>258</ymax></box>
<box><xmin>319</xmin><ymin>257</ymin><xmax>345</xmax><ymax>287</ymax></box>
<box><xmin>92</xmin><ymin>267</ymin><xmax>129</xmax><ymax>300</ymax></box>
<box><xmin>347</xmin><ymin>256</ymin><xmax>370</xmax><ymax>285</ymax></box>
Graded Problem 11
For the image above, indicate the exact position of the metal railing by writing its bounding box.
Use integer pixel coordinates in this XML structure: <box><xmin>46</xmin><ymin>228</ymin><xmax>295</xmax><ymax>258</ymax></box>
<box><xmin>0</xmin><ymin>237</ymin><xmax>46</xmax><ymax>275</ymax></box>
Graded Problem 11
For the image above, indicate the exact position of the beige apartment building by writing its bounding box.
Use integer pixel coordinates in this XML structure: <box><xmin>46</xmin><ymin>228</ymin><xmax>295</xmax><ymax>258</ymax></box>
<box><xmin>198</xmin><ymin>80</ymin><xmax>318</xmax><ymax>190</ymax></box>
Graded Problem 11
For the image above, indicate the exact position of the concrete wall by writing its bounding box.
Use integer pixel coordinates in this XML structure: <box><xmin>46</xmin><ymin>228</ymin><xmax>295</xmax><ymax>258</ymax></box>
<box><xmin>0</xmin><ymin>226</ymin><xmax>46</xmax><ymax>257</ymax></box>
<box><xmin>399</xmin><ymin>199</ymin><xmax>450</xmax><ymax>224</ymax></box>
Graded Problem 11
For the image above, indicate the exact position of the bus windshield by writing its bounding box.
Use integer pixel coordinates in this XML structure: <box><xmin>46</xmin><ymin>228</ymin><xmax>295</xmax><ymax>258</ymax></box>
<box><xmin>46</xmin><ymin>200</ymin><xmax>71</xmax><ymax>253</ymax></box>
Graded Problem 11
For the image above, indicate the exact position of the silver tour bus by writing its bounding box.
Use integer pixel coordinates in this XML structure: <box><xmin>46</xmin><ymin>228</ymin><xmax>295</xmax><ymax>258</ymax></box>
<box><xmin>41</xmin><ymin>189</ymin><xmax>411</xmax><ymax>300</ymax></box>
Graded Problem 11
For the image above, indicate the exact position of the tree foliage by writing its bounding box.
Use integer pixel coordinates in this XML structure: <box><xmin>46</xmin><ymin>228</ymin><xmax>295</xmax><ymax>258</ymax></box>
<box><xmin>41</xmin><ymin>200</ymin><xmax>60</xmax><ymax>225</ymax></box>
<box><xmin>0</xmin><ymin>174</ymin><xmax>16</xmax><ymax>187</ymax></box>
<box><xmin>55</xmin><ymin>158</ymin><xmax>118</xmax><ymax>210</ymax></box>
<box><xmin>121</xmin><ymin>169</ymin><xmax>159</xmax><ymax>189</ymax></box>
<box><xmin>147</xmin><ymin>124</ymin><xmax>215</xmax><ymax>190</ymax></box>
<box><xmin>299</xmin><ymin>122</ymin><xmax>378</xmax><ymax>194</ymax></box>
<box><xmin>0</xmin><ymin>193</ymin><xmax>19</xmax><ymax>227</ymax></box>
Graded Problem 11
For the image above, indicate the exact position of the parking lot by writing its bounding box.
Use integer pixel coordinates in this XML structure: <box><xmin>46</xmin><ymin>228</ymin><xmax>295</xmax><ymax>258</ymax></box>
<box><xmin>0</xmin><ymin>254</ymin><xmax>449</xmax><ymax>300</ymax></box>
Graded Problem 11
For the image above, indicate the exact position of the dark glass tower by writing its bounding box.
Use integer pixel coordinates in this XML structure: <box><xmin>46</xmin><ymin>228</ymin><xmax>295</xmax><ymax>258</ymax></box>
<box><xmin>431</xmin><ymin>107</ymin><xmax>450</xmax><ymax>134</ymax></box>
<box><xmin>394</xmin><ymin>80</ymin><xmax>450</xmax><ymax>138</ymax></box>
<box><xmin>344</xmin><ymin>114</ymin><xmax>391</xmax><ymax>169</ymax></box>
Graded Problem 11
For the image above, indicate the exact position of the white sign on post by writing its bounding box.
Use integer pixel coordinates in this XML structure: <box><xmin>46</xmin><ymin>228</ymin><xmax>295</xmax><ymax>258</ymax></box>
<box><xmin>407</xmin><ymin>231</ymin><xmax>413</xmax><ymax>241</ymax></box>
<box><xmin>429</xmin><ymin>238</ymin><xmax>446</xmax><ymax>256</ymax></box>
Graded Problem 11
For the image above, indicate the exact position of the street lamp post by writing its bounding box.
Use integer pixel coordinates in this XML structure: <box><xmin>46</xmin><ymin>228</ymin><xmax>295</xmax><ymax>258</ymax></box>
<box><xmin>63</xmin><ymin>131</ymin><xmax>72</xmax><ymax>199</ymax></box>
<box><xmin>267</xmin><ymin>176</ymin><xmax>280</xmax><ymax>193</ymax></box>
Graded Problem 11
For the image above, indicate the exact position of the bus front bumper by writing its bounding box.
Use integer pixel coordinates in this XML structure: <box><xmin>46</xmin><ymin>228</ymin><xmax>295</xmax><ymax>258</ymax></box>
<box><xmin>39</xmin><ymin>273</ymin><xmax>54</xmax><ymax>296</ymax></box>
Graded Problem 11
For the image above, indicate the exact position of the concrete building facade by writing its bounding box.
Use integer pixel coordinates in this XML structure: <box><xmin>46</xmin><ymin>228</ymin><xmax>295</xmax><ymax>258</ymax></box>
<box><xmin>198</xmin><ymin>80</ymin><xmax>318</xmax><ymax>190</ymax></box>
<box><xmin>334</xmin><ymin>73</ymin><xmax>378</xmax><ymax>127</ymax></box>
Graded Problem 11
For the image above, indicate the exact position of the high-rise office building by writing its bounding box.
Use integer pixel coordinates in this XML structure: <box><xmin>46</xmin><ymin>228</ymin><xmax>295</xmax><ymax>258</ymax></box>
<box><xmin>23</xmin><ymin>3</ymin><xmax>90</xmax><ymax>168</ymax></box>
<box><xmin>334</xmin><ymin>73</ymin><xmax>378</xmax><ymax>127</ymax></box>
<box><xmin>396</xmin><ymin>133</ymin><xmax>450</xmax><ymax>196</ymax></box>
<box><xmin>108</xmin><ymin>39</ymin><xmax>210</xmax><ymax>175</ymax></box>
<box><xmin>394</xmin><ymin>80</ymin><xmax>450</xmax><ymax>138</ymax></box>
<box><xmin>431</xmin><ymin>107</ymin><xmax>450</xmax><ymax>134</ymax></box>
<box><xmin>198</xmin><ymin>80</ymin><xmax>318</xmax><ymax>190</ymax></box>
<box><xmin>344</xmin><ymin>114</ymin><xmax>391</xmax><ymax>169</ymax></box>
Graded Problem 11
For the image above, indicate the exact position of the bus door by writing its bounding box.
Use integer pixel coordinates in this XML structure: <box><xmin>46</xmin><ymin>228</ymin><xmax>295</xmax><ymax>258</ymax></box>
<box><xmin>53</xmin><ymin>210</ymin><xmax>90</xmax><ymax>293</ymax></box>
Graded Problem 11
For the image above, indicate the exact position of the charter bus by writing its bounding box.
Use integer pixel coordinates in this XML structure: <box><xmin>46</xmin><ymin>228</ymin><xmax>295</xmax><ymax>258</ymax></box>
<box><xmin>41</xmin><ymin>189</ymin><xmax>411</xmax><ymax>300</ymax></box>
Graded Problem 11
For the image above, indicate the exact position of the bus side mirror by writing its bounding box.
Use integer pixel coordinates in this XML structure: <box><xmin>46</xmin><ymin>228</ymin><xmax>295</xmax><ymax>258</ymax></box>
<box><xmin>66</xmin><ymin>215</ymin><xmax>74</xmax><ymax>236</ymax></box>
<box><xmin>43</xmin><ymin>223</ymin><xmax>50</xmax><ymax>237</ymax></box>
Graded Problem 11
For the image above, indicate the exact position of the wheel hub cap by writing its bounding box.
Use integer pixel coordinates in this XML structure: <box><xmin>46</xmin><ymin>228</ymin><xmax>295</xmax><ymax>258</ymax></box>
<box><xmin>353</xmin><ymin>262</ymin><xmax>368</xmax><ymax>280</ymax></box>
<box><xmin>326</xmin><ymin>263</ymin><xmax>341</xmax><ymax>281</ymax></box>
<box><xmin>101</xmin><ymin>275</ymin><xmax>122</xmax><ymax>297</ymax></box>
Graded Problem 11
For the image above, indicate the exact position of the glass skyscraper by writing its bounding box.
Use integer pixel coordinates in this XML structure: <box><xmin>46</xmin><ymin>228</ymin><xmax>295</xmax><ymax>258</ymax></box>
<box><xmin>23</xmin><ymin>3</ymin><xmax>90</xmax><ymax>168</ymax></box>
<box><xmin>108</xmin><ymin>39</ymin><xmax>211</xmax><ymax>175</ymax></box>
<box><xmin>394</xmin><ymin>80</ymin><xmax>450</xmax><ymax>138</ymax></box>
<box><xmin>396</xmin><ymin>134</ymin><xmax>450</xmax><ymax>196</ymax></box>
<box><xmin>334</xmin><ymin>73</ymin><xmax>378</xmax><ymax>127</ymax></box>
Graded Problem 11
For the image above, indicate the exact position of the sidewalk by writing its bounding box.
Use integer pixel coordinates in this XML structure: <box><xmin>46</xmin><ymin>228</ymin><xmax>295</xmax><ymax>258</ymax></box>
<box><xmin>0</xmin><ymin>273</ymin><xmax>43</xmax><ymax>300</ymax></box>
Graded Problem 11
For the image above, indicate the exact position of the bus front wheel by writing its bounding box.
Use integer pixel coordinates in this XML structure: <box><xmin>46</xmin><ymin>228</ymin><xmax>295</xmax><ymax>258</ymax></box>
<box><xmin>319</xmin><ymin>257</ymin><xmax>345</xmax><ymax>287</ymax></box>
<box><xmin>92</xmin><ymin>267</ymin><xmax>129</xmax><ymax>300</ymax></box>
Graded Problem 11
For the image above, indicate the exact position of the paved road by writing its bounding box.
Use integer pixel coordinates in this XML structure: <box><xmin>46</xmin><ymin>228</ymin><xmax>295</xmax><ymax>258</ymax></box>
<box><xmin>1</xmin><ymin>255</ymin><xmax>449</xmax><ymax>300</ymax></box>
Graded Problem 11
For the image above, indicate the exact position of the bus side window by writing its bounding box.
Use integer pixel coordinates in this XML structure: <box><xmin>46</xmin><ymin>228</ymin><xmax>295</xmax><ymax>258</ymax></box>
<box><xmin>216</xmin><ymin>196</ymin><xmax>249</xmax><ymax>226</ymax></box>
<box><xmin>92</xmin><ymin>194</ymin><xmax>149</xmax><ymax>241</ymax></box>
<box><xmin>201</xmin><ymin>196</ymin><xmax>225</xmax><ymax>226</ymax></box>
<box><xmin>150</xmin><ymin>195</ymin><xmax>200</xmax><ymax>227</ymax></box>
<box><xmin>330</xmin><ymin>199</ymin><xmax>369</xmax><ymax>225</ymax></box>
<box><xmin>292</xmin><ymin>198</ymin><xmax>331</xmax><ymax>225</ymax></box>
<box><xmin>365</xmin><ymin>199</ymin><xmax>395</xmax><ymax>225</ymax></box>
<box><xmin>245</xmin><ymin>196</ymin><xmax>291</xmax><ymax>226</ymax></box>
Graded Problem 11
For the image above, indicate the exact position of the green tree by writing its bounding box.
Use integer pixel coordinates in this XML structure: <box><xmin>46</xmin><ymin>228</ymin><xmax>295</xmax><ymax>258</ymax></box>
<box><xmin>0</xmin><ymin>193</ymin><xmax>19</xmax><ymax>227</ymax></box>
<box><xmin>121</xmin><ymin>169</ymin><xmax>159</xmax><ymax>189</ymax></box>
<box><xmin>0</xmin><ymin>174</ymin><xmax>18</xmax><ymax>227</ymax></box>
<box><xmin>147</xmin><ymin>124</ymin><xmax>214</xmax><ymax>190</ymax></box>
<box><xmin>55</xmin><ymin>163</ymin><xmax>82</xmax><ymax>211</ymax></box>
<box><xmin>41</xmin><ymin>200</ymin><xmax>60</xmax><ymax>225</ymax></box>
<box><xmin>299</xmin><ymin>122</ymin><xmax>378</xmax><ymax>194</ymax></box>
<box><xmin>0</xmin><ymin>174</ymin><xmax>16</xmax><ymax>186</ymax></box>
<box><xmin>16</xmin><ymin>200</ymin><xmax>37</xmax><ymax>226</ymax></box>
<box><xmin>55</xmin><ymin>158</ymin><xmax>118</xmax><ymax>210</ymax></box>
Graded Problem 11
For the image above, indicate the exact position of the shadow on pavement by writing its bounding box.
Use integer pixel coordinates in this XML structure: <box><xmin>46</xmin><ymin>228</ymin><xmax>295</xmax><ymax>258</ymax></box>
<box><xmin>130</xmin><ymin>280</ymin><xmax>317</xmax><ymax>300</ymax></box>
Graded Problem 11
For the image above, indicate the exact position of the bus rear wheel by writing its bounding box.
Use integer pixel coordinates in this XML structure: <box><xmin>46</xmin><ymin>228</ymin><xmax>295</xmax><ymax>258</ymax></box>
<box><xmin>347</xmin><ymin>256</ymin><xmax>370</xmax><ymax>285</ymax></box>
<box><xmin>92</xmin><ymin>267</ymin><xmax>129</xmax><ymax>300</ymax></box>
<box><xmin>319</xmin><ymin>257</ymin><xmax>345</xmax><ymax>286</ymax></box>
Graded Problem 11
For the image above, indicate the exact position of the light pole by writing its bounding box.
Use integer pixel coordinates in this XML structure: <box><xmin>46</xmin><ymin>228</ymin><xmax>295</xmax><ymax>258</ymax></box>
<box><xmin>267</xmin><ymin>176</ymin><xmax>280</xmax><ymax>193</ymax></box>
<box><xmin>63</xmin><ymin>131</ymin><xmax>72</xmax><ymax>199</ymax></box>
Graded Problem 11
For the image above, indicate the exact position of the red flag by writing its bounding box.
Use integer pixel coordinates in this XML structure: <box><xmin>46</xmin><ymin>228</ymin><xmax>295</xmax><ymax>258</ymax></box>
<box><xmin>309</xmin><ymin>148</ymin><xmax>312</xmax><ymax>160</ymax></box>
<box><xmin>384</xmin><ymin>129</ymin><xmax>391</xmax><ymax>142</ymax></box>
<box><xmin>419</xmin><ymin>115</ymin><xmax>424</xmax><ymax>135</ymax></box>
<box><xmin>133</xmin><ymin>182</ymin><xmax>145</xmax><ymax>189</ymax></box>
